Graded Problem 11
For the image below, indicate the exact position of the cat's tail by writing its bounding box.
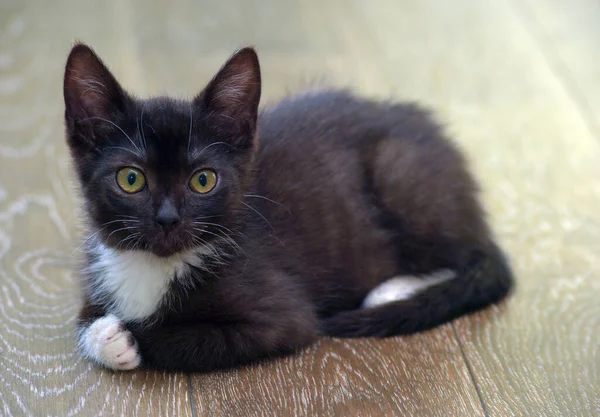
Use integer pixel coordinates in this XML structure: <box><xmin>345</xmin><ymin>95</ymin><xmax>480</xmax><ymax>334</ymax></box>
<box><xmin>320</xmin><ymin>244</ymin><xmax>514</xmax><ymax>337</ymax></box>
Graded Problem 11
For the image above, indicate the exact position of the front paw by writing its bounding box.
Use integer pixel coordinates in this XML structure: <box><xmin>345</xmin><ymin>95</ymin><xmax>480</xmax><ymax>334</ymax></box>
<box><xmin>79</xmin><ymin>314</ymin><xmax>141</xmax><ymax>371</ymax></box>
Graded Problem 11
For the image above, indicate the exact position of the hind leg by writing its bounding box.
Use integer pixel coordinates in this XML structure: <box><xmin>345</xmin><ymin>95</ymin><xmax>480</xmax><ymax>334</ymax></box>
<box><xmin>321</xmin><ymin>119</ymin><xmax>512</xmax><ymax>336</ymax></box>
<box><xmin>366</xmin><ymin>131</ymin><xmax>493</xmax><ymax>275</ymax></box>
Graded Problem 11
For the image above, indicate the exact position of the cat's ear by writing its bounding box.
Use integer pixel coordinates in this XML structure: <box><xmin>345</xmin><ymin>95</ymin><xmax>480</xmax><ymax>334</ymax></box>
<box><xmin>63</xmin><ymin>43</ymin><xmax>131</xmax><ymax>151</ymax></box>
<box><xmin>196</xmin><ymin>47</ymin><xmax>261</xmax><ymax>140</ymax></box>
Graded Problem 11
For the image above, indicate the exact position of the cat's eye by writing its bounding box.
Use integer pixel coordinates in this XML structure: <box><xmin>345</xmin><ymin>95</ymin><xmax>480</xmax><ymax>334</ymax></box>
<box><xmin>189</xmin><ymin>169</ymin><xmax>217</xmax><ymax>194</ymax></box>
<box><xmin>116</xmin><ymin>167</ymin><xmax>146</xmax><ymax>193</ymax></box>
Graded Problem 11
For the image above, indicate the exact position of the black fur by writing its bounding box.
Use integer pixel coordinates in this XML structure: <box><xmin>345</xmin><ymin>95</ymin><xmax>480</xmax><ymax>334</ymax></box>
<box><xmin>65</xmin><ymin>43</ymin><xmax>513</xmax><ymax>372</ymax></box>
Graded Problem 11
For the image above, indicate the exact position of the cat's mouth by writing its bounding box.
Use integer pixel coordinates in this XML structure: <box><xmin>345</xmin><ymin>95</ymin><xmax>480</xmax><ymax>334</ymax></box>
<box><xmin>148</xmin><ymin>224</ymin><xmax>212</xmax><ymax>257</ymax></box>
<box><xmin>102</xmin><ymin>222</ymin><xmax>214</xmax><ymax>257</ymax></box>
<box><xmin>148</xmin><ymin>230</ymin><xmax>190</xmax><ymax>257</ymax></box>
<box><xmin>151</xmin><ymin>242</ymin><xmax>183</xmax><ymax>257</ymax></box>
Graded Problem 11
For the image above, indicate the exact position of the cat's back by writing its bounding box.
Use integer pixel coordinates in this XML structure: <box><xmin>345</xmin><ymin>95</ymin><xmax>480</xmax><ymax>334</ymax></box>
<box><xmin>257</xmin><ymin>89</ymin><xmax>444</xmax><ymax>150</ymax></box>
<box><xmin>255</xmin><ymin>89</ymin><xmax>458</xmax><ymax>189</ymax></box>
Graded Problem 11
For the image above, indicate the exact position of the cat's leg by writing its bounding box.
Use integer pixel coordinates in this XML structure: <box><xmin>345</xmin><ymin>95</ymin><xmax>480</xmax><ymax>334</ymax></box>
<box><xmin>129</xmin><ymin>269</ymin><xmax>317</xmax><ymax>372</ymax></box>
<box><xmin>367</xmin><ymin>134</ymin><xmax>492</xmax><ymax>264</ymax></box>
<box><xmin>320</xmin><ymin>133</ymin><xmax>513</xmax><ymax>337</ymax></box>
<box><xmin>76</xmin><ymin>301</ymin><xmax>141</xmax><ymax>371</ymax></box>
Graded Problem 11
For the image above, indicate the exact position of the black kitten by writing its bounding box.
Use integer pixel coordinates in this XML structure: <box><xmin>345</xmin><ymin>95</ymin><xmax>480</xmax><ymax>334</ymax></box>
<box><xmin>64</xmin><ymin>43</ymin><xmax>513</xmax><ymax>372</ymax></box>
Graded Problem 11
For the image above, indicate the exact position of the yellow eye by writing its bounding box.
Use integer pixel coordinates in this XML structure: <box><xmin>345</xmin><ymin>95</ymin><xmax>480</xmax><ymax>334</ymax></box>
<box><xmin>116</xmin><ymin>167</ymin><xmax>146</xmax><ymax>193</ymax></box>
<box><xmin>189</xmin><ymin>169</ymin><xmax>217</xmax><ymax>194</ymax></box>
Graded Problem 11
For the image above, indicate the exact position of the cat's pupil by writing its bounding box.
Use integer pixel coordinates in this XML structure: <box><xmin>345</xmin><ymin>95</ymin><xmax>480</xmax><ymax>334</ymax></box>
<box><xmin>199</xmin><ymin>173</ymin><xmax>207</xmax><ymax>187</ymax></box>
<box><xmin>127</xmin><ymin>172</ymin><xmax>136</xmax><ymax>185</ymax></box>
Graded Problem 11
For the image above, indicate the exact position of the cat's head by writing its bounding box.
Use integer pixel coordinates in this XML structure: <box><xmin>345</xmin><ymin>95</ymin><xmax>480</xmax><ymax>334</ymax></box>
<box><xmin>63</xmin><ymin>43</ymin><xmax>261</xmax><ymax>257</ymax></box>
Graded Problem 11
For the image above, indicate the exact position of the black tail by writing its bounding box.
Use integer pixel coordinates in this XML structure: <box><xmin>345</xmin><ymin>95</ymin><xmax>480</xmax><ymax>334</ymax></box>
<box><xmin>320</xmin><ymin>245</ymin><xmax>514</xmax><ymax>337</ymax></box>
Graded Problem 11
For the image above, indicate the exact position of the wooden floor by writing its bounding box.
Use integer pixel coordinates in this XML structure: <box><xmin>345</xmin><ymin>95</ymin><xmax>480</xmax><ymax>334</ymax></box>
<box><xmin>1</xmin><ymin>0</ymin><xmax>599</xmax><ymax>415</ymax></box>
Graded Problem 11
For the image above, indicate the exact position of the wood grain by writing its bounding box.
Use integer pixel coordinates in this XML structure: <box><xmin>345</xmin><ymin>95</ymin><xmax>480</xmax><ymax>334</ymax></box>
<box><xmin>1</xmin><ymin>0</ymin><xmax>599</xmax><ymax>415</ymax></box>
<box><xmin>346</xmin><ymin>1</ymin><xmax>600</xmax><ymax>415</ymax></box>
<box><xmin>350</xmin><ymin>0</ymin><xmax>600</xmax><ymax>416</ymax></box>
<box><xmin>0</xmin><ymin>1</ymin><xmax>192</xmax><ymax>416</ymax></box>
<box><xmin>190</xmin><ymin>332</ymin><xmax>483</xmax><ymax>417</ymax></box>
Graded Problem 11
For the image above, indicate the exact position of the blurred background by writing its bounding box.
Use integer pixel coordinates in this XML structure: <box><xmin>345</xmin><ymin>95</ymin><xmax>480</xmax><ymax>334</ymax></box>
<box><xmin>1</xmin><ymin>1</ymin><xmax>599</xmax><ymax>416</ymax></box>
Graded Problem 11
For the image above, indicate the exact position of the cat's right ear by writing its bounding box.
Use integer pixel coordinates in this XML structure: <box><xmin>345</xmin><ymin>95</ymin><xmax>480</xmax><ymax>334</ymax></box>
<box><xmin>194</xmin><ymin>47</ymin><xmax>261</xmax><ymax>148</ymax></box>
<box><xmin>63</xmin><ymin>43</ymin><xmax>130</xmax><ymax>153</ymax></box>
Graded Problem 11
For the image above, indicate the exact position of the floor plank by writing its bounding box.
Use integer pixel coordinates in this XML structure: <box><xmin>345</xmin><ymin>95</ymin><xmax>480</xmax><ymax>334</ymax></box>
<box><xmin>343</xmin><ymin>1</ymin><xmax>597</xmax><ymax>415</ymax></box>
<box><xmin>190</xmin><ymin>333</ymin><xmax>484</xmax><ymax>417</ymax></box>
<box><xmin>0</xmin><ymin>2</ymin><xmax>192</xmax><ymax>415</ymax></box>
<box><xmin>1</xmin><ymin>0</ymin><xmax>599</xmax><ymax>415</ymax></box>
<box><xmin>330</xmin><ymin>1</ymin><xmax>600</xmax><ymax>415</ymax></box>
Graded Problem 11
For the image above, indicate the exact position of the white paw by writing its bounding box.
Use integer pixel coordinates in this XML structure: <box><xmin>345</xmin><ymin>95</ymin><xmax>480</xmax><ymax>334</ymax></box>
<box><xmin>79</xmin><ymin>314</ymin><xmax>141</xmax><ymax>371</ymax></box>
<box><xmin>362</xmin><ymin>270</ymin><xmax>457</xmax><ymax>308</ymax></box>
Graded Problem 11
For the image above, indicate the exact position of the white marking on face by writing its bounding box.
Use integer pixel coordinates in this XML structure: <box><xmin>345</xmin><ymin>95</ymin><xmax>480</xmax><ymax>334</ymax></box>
<box><xmin>362</xmin><ymin>270</ymin><xmax>457</xmax><ymax>308</ymax></box>
<box><xmin>87</xmin><ymin>243</ymin><xmax>207</xmax><ymax>322</ymax></box>
<box><xmin>78</xmin><ymin>314</ymin><xmax>140</xmax><ymax>371</ymax></box>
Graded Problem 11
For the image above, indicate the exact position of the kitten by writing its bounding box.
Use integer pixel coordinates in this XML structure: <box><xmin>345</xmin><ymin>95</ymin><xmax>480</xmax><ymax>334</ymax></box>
<box><xmin>64</xmin><ymin>43</ymin><xmax>513</xmax><ymax>372</ymax></box>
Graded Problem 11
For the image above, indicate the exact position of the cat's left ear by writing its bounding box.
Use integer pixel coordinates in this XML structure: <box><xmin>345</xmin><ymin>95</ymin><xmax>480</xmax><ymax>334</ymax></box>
<box><xmin>195</xmin><ymin>47</ymin><xmax>261</xmax><ymax>141</ymax></box>
<box><xmin>63</xmin><ymin>43</ymin><xmax>133</xmax><ymax>154</ymax></box>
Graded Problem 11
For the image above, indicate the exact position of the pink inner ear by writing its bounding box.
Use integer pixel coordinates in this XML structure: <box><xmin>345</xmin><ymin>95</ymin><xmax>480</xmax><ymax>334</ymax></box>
<box><xmin>201</xmin><ymin>47</ymin><xmax>261</xmax><ymax>118</ymax></box>
<box><xmin>75</xmin><ymin>76</ymin><xmax>111</xmax><ymax>101</ymax></box>
<box><xmin>65</xmin><ymin>74</ymin><xmax>115</xmax><ymax>121</ymax></box>
<box><xmin>210</xmin><ymin>68</ymin><xmax>257</xmax><ymax>109</ymax></box>
<box><xmin>73</xmin><ymin>75</ymin><xmax>113</xmax><ymax>118</ymax></box>
<box><xmin>64</xmin><ymin>44</ymin><xmax>125</xmax><ymax>121</ymax></box>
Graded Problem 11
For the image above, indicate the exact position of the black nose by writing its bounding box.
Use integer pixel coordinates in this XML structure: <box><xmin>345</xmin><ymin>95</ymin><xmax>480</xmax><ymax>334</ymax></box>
<box><xmin>155</xmin><ymin>199</ymin><xmax>180</xmax><ymax>229</ymax></box>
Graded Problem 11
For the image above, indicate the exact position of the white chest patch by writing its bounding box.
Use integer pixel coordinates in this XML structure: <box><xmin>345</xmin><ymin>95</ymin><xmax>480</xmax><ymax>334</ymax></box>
<box><xmin>362</xmin><ymin>269</ymin><xmax>457</xmax><ymax>308</ymax></box>
<box><xmin>87</xmin><ymin>244</ymin><xmax>205</xmax><ymax>322</ymax></box>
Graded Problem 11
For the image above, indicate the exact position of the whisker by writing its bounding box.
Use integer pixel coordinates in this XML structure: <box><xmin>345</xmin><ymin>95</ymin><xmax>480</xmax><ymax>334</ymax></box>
<box><xmin>117</xmin><ymin>233</ymin><xmax>140</xmax><ymax>250</ymax></box>
<box><xmin>187</xmin><ymin>103</ymin><xmax>193</xmax><ymax>155</ymax></box>
<box><xmin>193</xmin><ymin>214</ymin><xmax>225</xmax><ymax>220</ymax></box>
<box><xmin>122</xmin><ymin>236</ymin><xmax>136</xmax><ymax>251</ymax></box>
<box><xmin>192</xmin><ymin>226</ymin><xmax>245</xmax><ymax>256</ymax></box>
<box><xmin>81</xmin><ymin>116</ymin><xmax>143</xmax><ymax>156</ymax></box>
<box><xmin>190</xmin><ymin>141</ymin><xmax>235</xmax><ymax>161</ymax></box>
<box><xmin>100</xmin><ymin>219</ymin><xmax>137</xmax><ymax>226</ymax></box>
<box><xmin>193</xmin><ymin>222</ymin><xmax>248</xmax><ymax>245</ymax></box>
<box><xmin>241</xmin><ymin>201</ymin><xmax>275</xmax><ymax>231</ymax></box>
<box><xmin>72</xmin><ymin>218</ymin><xmax>136</xmax><ymax>254</ymax></box>
<box><xmin>101</xmin><ymin>146</ymin><xmax>143</xmax><ymax>158</ymax></box>
<box><xmin>72</xmin><ymin>228</ymin><xmax>106</xmax><ymax>255</ymax></box>
<box><xmin>192</xmin><ymin>221</ymin><xmax>236</xmax><ymax>235</ymax></box>
<box><xmin>193</xmin><ymin>227</ymin><xmax>228</xmax><ymax>242</ymax></box>
<box><xmin>145</xmin><ymin>122</ymin><xmax>156</xmax><ymax>134</ymax></box>
<box><xmin>128</xmin><ymin>234</ymin><xmax>143</xmax><ymax>251</ymax></box>
<box><xmin>244</xmin><ymin>194</ymin><xmax>291</xmax><ymax>213</ymax></box>
<box><xmin>106</xmin><ymin>226</ymin><xmax>139</xmax><ymax>240</ymax></box>
<box><xmin>184</xmin><ymin>230</ymin><xmax>211</xmax><ymax>252</ymax></box>
<box><xmin>140</xmin><ymin>102</ymin><xmax>148</xmax><ymax>151</ymax></box>
<box><xmin>132</xmin><ymin>235</ymin><xmax>145</xmax><ymax>251</ymax></box>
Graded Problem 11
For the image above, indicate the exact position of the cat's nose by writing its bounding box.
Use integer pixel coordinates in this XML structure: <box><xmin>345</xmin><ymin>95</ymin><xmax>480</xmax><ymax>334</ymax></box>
<box><xmin>155</xmin><ymin>199</ymin><xmax>180</xmax><ymax>230</ymax></box>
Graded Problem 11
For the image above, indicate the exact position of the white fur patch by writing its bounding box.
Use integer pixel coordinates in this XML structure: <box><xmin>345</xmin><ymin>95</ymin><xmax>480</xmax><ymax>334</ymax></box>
<box><xmin>78</xmin><ymin>314</ymin><xmax>141</xmax><ymax>370</ymax></box>
<box><xmin>362</xmin><ymin>270</ymin><xmax>457</xmax><ymax>308</ymax></box>
<box><xmin>87</xmin><ymin>243</ymin><xmax>207</xmax><ymax>322</ymax></box>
